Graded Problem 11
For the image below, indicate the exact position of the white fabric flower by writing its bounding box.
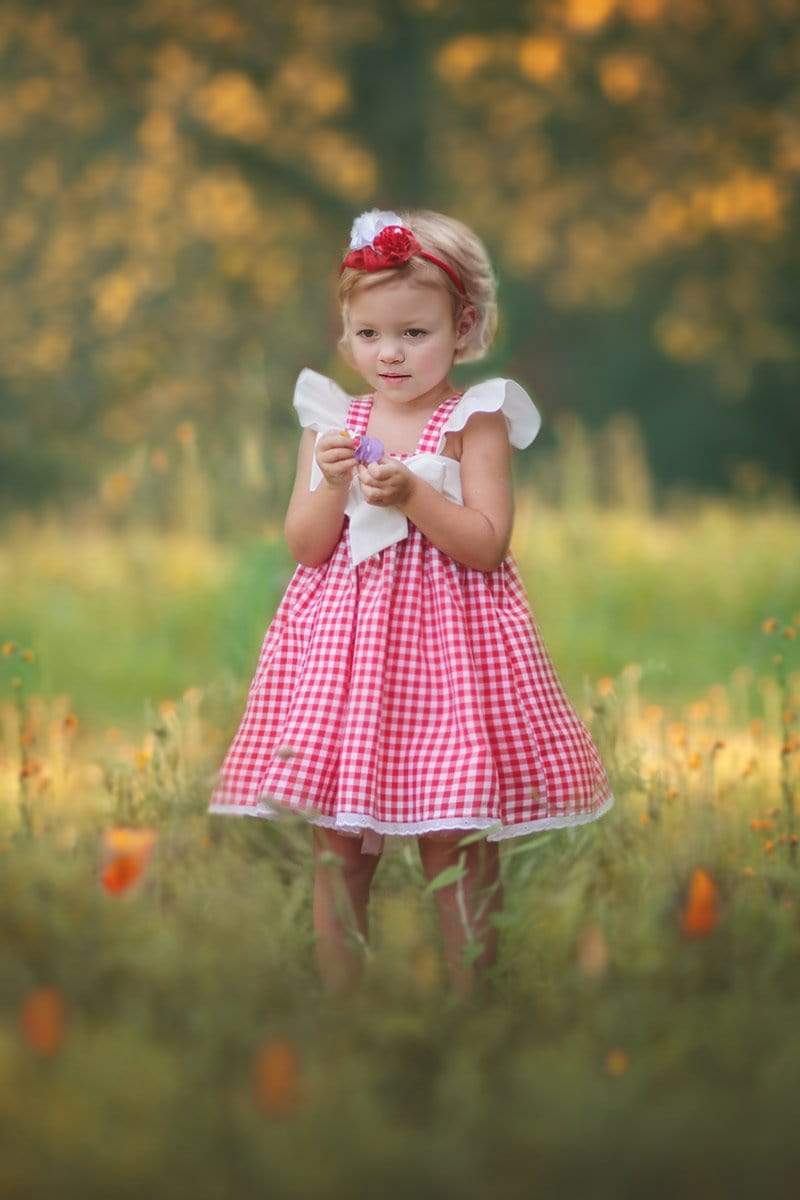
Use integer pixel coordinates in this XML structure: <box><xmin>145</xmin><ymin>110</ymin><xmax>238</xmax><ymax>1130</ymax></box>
<box><xmin>349</xmin><ymin>208</ymin><xmax>405</xmax><ymax>250</ymax></box>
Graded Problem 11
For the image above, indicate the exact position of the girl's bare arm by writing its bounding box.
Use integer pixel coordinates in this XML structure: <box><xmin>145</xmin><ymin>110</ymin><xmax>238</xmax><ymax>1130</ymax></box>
<box><xmin>399</xmin><ymin>410</ymin><xmax>515</xmax><ymax>572</ymax></box>
<box><xmin>284</xmin><ymin>428</ymin><xmax>356</xmax><ymax>567</ymax></box>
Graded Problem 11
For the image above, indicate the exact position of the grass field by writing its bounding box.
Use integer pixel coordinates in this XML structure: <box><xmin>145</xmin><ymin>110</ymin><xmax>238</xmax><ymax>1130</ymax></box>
<box><xmin>1</xmin><ymin>486</ymin><xmax>799</xmax><ymax>1197</ymax></box>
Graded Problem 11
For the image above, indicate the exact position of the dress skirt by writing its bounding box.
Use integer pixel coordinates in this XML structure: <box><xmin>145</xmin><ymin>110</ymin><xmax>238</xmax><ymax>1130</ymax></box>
<box><xmin>208</xmin><ymin>522</ymin><xmax>615</xmax><ymax>855</ymax></box>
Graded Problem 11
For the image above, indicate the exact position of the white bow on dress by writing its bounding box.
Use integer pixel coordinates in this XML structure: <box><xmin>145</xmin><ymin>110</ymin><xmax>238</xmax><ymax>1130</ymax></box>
<box><xmin>293</xmin><ymin>368</ymin><xmax>541</xmax><ymax>569</ymax></box>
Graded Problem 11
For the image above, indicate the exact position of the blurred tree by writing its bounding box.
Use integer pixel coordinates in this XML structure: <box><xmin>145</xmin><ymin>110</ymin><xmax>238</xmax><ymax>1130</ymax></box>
<box><xmin>0</xmin><ymin>0</ymin><xmax>797</xmax><ymax>514</ymax></box>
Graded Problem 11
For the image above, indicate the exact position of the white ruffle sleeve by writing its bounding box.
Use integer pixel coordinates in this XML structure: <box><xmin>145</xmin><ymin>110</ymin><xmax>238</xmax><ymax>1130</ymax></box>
<box><xmin>290</xmin><ymin>370</ymin><xmax>541</xmax><ymax>569</ymax></box>
<box><xmin>292</xmin><ymin>367</ymin><xmax>353</xmax><ymax>492</ymax></box>
<box><xmin>433</xmin><ymin>377</ymin><xmax>542</xmax><ymax>455</ymax></box>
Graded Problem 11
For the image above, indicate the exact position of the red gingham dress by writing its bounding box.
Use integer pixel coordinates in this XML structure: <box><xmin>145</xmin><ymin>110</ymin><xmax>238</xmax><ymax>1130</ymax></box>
<box><xmin>208</xmin><ymin>387</ymin><xmax>615</xmax><ymax>854</ymax></box>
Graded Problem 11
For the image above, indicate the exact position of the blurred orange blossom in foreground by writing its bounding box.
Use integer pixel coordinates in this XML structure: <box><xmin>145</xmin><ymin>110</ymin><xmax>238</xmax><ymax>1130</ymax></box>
<box><xmin>101</xmin><ymin>826</ymin><xmax>158</xmax><ymax>894</ymax></box>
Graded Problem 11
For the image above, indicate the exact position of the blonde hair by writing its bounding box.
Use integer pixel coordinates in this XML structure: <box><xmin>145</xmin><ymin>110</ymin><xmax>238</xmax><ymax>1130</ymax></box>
<box><xmin>336</xmin><ymin>208</ymin><xmax>498</xmax><ymax>365</ymax></box>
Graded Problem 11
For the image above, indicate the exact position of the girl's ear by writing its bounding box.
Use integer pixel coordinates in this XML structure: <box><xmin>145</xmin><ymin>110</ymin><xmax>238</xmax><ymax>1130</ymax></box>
<box><xmin>455</xmin><ymin>304</ymin><xmax>478</xmax><ymax>348</ymax></box>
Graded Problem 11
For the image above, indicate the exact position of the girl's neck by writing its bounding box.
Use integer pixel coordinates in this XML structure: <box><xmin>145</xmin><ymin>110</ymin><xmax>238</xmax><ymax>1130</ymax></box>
<box><xmin>372</xmin><ymin>377</ymin><xmax>457</xmax><ymax>416</ymax></box>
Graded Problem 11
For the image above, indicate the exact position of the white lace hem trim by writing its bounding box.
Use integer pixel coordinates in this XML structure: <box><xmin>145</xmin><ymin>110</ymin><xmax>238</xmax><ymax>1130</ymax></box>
<box><xmin>207</xmin><ymin>792</ymin><xmax>615</xmax><ymax>854</ymax></box>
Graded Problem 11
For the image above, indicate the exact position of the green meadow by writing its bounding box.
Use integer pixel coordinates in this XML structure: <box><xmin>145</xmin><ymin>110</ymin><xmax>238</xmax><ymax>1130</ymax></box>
<box><xmin>2</xmin><ymin>0</ymin><xmax>798</xmax><ymax>1189</ymax></box>
<box><xmin>1</xmin><ymin>434</ymin><xmax>799</xmax><ymax>1197</ymax></box>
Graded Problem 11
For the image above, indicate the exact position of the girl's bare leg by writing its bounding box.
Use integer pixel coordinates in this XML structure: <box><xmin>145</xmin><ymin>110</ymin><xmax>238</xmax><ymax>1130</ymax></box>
<box><xmin>312</xmin><ymin>826</ymin><xmax>382</xmax><ymax>996</ymax></box>
<box><xmin>418</xmin><ymin>832</ymin><xmax>503</xmax><ymax>997</ymax></box>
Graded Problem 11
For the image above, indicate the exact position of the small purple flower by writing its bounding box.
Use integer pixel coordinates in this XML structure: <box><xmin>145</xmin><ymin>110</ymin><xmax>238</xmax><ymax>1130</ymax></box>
<box><xmin>353</xmin><ymin>435</ymin><xmax>384</xmax><ymax>464</ymax></box>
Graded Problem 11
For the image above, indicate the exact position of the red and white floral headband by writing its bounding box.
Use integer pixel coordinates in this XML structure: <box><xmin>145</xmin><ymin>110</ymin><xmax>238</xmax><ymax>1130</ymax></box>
<box><xmin>339</xmin><ymin>208</ymin><xmax>467</xmax><ymax>297</ymax></box>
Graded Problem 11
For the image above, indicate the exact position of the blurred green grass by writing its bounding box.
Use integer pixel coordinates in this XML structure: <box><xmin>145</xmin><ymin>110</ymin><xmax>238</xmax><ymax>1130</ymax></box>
<box><xmin>1</xmin><ymin>498</ymin><xmax>797</xmax><ymax>733</ymax></box>
<box><xmin>2</xmin><ymin>793</ymin><xmax>800</xmax><ymax>1197</ymax></box>
<box><xmin>1</xmin><ymin>496</ymin><xmax>799</xmax><ymax>1196</ymax></box>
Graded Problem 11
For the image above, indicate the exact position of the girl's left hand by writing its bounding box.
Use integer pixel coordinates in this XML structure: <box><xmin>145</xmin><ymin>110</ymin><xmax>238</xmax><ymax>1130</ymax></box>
<box><xmin>357</xmin><ymin>458</ymin><xmax>415</xmax><ymax>508</ymax></box>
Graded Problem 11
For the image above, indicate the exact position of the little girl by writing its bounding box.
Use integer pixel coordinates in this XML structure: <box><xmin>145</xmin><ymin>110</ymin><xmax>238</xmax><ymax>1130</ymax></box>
<box><xmin>209</xmin><ymin>207</ymin><xmax>615</xmax><ymax>997</ymax></box>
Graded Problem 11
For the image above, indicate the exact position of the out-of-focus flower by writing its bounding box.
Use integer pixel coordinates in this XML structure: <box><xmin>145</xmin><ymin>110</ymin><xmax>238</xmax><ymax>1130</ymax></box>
<box><xmin>605</xmin><ymin>1048</ymin><xmax>629</xmax><ymax>1075</ymax></box>
<box><xmin>253</xmin><ymin>1037</ymin><xmax>304</xmax><ymax>1116</ymax></box>
<box><xmin>101</xmin><ymin>827</ymin><xmax>158</xmax><ymax>894</ymax></box>
<box><xmin>680</xmin><ymin>866</ymin><xmax>719</xmax><ymax>937</ymax></box>
<box><xmin>576</xmin><ymin>923</ymin><xmax>609</xmax><ymax>977</ymax></box>
<box><xmin>19</xmin><ymin>986</ymin><xmax>66</xmax><ymax>1054</ymax></box>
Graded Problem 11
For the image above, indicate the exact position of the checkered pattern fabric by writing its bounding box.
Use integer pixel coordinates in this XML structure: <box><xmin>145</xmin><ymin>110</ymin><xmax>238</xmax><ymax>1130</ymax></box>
<box><xmin>208</xmin><ymin>388</ymin><xmax>615</xmax><ymax>854</ymax></box>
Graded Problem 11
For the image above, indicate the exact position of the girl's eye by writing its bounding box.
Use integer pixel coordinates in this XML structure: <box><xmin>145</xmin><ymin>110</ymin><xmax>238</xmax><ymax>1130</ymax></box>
<box><xmin>407</xmin><ymin>329</ymin><xmax>426</xmax><ymax>338</ymax></box>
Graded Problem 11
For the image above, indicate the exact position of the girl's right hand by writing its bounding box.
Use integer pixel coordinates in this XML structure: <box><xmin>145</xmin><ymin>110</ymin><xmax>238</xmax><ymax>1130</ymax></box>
<box><xmin>315</xmin><ymin>430</ymin><xmax>358</xmax><ymax>489</ymax></box>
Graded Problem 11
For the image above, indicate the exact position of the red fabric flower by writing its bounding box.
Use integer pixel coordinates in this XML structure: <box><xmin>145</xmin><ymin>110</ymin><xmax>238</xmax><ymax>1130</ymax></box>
<box><xmin>372</xmin><ymin>225</ymin><xmax>420</xmax><ymax>265</ymax></box>
<box><xmin>339</xmin><ymin>209</ymin><xmax>467</xmax><ymax>293</ymax></box>
<box><xmin>341</xmin><ymin>225</ymin><xmax>422</xmax><ymax>273</ymax></box>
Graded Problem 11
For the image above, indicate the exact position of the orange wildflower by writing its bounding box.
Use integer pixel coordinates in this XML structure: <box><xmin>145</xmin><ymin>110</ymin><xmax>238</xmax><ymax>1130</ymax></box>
<box><xmin>103</xmin><ymin>827</ymin><xmax>157</xmax><ymax>856</ymax></box>
<box><xmin>680</xmin><ymin>867</ymin><xmax>719</xmax><ymax>937</ymax></box>
<box><xmin>101</xmin><ymin>827</ymin><xmax>157</xmax><ymax>894</ymax></box>
<box><xmin>253</xmin><ymin>1037</ymin><xmax>304</xmax><ymax>1116</ymax></box>
<box><xmin>19</xmin><ymin>986</ymin><xmax>66</xmax><ymax>1054</ymax></box>
<box><xmin>175</xmin><ymin>420</ymin><xmax>195</xmax><ymax>446</ymax></box>
<box><xmin>605</xmin><ymin>1048</ymin><xmax>629</xmax><ymax>1076</ymax></box>
<box><xmin>576</xmin><ymin>923</ymin><xmax>609</xmax><ymax>977</ymax></box>
<box><xmin>102</xmin><ymin>855</ymin><xmax>146</xmax><ymax>893</ymax></box>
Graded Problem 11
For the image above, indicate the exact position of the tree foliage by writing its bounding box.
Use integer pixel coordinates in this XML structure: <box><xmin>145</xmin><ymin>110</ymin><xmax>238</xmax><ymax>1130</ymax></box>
<box><xmin>1</xmin><ymin>0</ymin><xmax>798</xmax><ymax>509</ymax></box>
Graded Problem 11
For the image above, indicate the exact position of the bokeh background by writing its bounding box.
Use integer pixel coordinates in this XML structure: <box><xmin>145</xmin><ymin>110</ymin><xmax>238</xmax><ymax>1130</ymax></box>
<box><xmin>2</xmin><ymin>0</ymin><xmax>799</xmax><ymax>519</ymax></box>
<box><xmin>2</xmin><ymin>2</ymin><xmax>800</xmax><ymax>1195</ymax></box>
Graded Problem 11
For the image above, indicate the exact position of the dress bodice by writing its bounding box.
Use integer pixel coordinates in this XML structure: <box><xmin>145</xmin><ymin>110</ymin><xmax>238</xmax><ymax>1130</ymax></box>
<box><xmin>355</xmin><ymin>389</ymin><xmax>465</xmax><ymax>461</ymax></box>
<box><xmin>292</xmin><ymin>368</ymin><xmax>542</xmax><ymax>568</ymax></box>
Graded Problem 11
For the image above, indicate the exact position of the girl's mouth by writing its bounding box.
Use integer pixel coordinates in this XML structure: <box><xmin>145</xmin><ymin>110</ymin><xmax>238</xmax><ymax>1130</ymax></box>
<box><xmin>379</xmin><ymin>373</ymin><xmax>410</xmax><ymax>378</ymax></box>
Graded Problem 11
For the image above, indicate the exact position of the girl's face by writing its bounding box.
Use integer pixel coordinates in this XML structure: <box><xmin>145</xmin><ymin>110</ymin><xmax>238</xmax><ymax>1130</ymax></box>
<box><xmin>342</xmin><ymin>275</ymin><xmax>476</xmax><ymax>408</ymax></box>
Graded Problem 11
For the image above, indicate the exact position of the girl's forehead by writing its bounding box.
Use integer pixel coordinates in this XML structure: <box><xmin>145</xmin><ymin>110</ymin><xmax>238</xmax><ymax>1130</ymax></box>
<box><xmin>347</xmin><ymin>283</ymin><xmax>448</xmax><ymax>323</ymax></box>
